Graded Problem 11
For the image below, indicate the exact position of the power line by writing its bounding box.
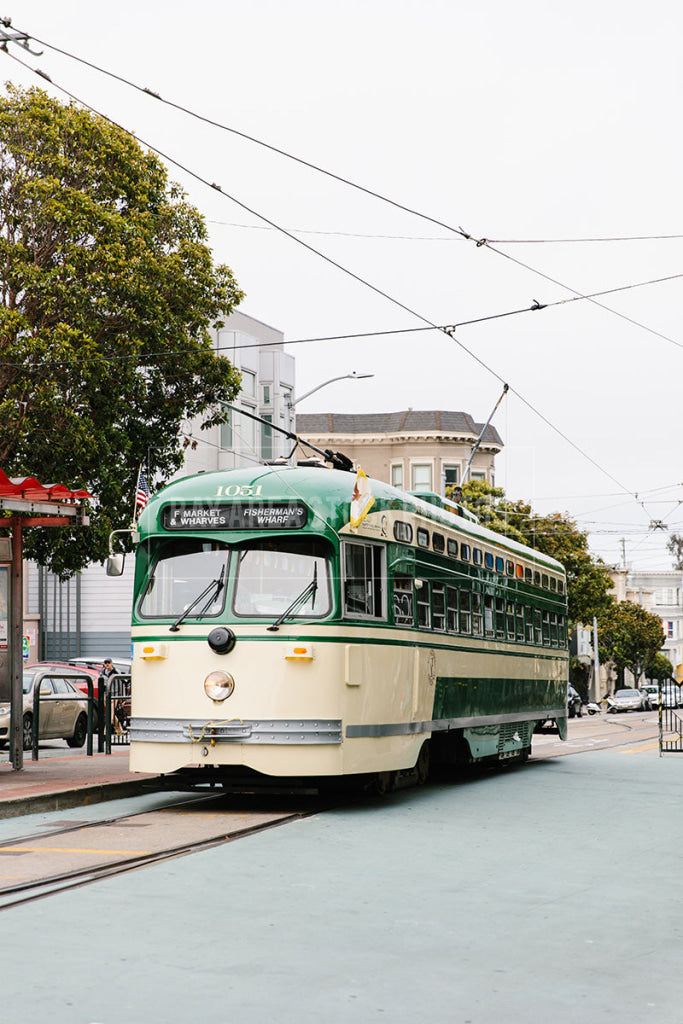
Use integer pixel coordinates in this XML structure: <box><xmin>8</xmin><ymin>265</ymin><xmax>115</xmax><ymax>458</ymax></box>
<box><xmin>0</xmin><ymin>43</ymin><xmax>646</xmax><ymax>512</ymax></box>
<box><xmin>210</xmin><ymin>218</ymin><xmax>683</xmax><ymax>246</ymax></box>
<box><xmin>10</xmin><ymin>21</ymin><xmax>683</xmax><ymax>361</ymax></box>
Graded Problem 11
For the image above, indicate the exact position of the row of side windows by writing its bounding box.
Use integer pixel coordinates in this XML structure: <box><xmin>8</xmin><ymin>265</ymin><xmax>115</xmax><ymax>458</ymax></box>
<box><xmin>393</xmin><ymin>575</ymin><xmax>567</xmax><ymax>647</ymax></box>
<box><xmin>394</xmin><ymin>520</ymin><xmax>565</xmax><ymax>595</ymax></box>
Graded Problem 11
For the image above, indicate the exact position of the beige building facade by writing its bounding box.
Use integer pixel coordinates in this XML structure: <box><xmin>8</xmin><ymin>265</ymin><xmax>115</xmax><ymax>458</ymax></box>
<box><xmin>295</xmin><ymin>410</ymin><xmax>503</xmax><ymax>494</ymax></box>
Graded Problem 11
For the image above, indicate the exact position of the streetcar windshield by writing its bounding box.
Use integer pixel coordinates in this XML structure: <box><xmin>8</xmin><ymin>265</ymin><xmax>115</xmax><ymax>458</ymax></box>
<box><xmin>233</xmin><ymin>538</ymin><xmax>332</xmax><ymax>619</ymax></box>
<box><xmin>138</xmin><ymin>540</ymin><xmax>229</xmax><ymax>620</ymax></box>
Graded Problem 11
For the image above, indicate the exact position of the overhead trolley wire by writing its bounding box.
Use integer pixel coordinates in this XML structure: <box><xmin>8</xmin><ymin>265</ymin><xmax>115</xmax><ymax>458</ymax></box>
<box><xmin>11</xmin><ymin>23</ymin><xmax>683</xmax><ymax>357</ymax></box>
<box><xmin>0</xmin><ymin>39</ymin><xmax>648</xmax><ymax>509</ymax></box>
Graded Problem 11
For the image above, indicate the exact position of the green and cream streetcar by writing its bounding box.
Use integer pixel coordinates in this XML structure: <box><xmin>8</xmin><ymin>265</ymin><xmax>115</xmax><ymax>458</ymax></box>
<box><xmin>124</xmin><ymin>464</ymin><xmax>568</xmax><ymax>788</ymax></box>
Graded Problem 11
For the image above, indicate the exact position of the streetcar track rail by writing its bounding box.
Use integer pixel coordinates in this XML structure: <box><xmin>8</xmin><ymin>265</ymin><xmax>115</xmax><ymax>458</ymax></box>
<box><xmin>0</xmin><ymin>807</ymin><xmax>319</xmax><ymax>912</ymax></box>
<box><xmin>0</xmin><ymin>790</ymin><xmax>227</xmax><ymax>850</ymax></box>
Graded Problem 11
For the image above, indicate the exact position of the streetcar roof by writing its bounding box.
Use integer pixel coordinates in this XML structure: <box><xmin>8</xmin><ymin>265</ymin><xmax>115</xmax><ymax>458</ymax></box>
<box><xmin>138</xmin><ymin>466</ymin><xmax>565</xmax><ymax>573</ymax></box>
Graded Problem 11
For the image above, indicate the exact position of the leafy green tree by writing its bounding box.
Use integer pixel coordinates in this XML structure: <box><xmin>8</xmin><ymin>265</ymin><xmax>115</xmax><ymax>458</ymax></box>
<box><xmin>646</xmin><ymin>651</ymin><xmax>674</xmax><ymax>681</ymax></box>
<box><xmin>0</xmin><ymin>86</ymin><xmax>244</xmax><ymax>575</ymax></box>
<box><xmin>451</xmin><ymin>479</ymin><xmax>614</xmax><ymax>625</ymax></box>
<box><xmin>667</xmin><ymin>533</ymin><xmax>683</xmax><ymax>570</ymax></box>
<box><xmin>597</xmin><ymin>601</ymin><xmax>665</xmax><ymax>688</ymax></box>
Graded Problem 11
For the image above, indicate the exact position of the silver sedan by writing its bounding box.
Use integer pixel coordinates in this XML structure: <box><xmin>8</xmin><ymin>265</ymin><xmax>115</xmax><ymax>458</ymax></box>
<box><xmin>0</xmin><ymin>669</ymin><xmax>89</xmax><ymax>750</ymax></box>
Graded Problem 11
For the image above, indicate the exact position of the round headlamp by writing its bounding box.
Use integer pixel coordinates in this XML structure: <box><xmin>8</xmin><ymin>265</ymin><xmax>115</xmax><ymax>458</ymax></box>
<box><xmin>204</xmin><ymin>671</ymin><xmax>235</xmax><ymax>702</ymax></box>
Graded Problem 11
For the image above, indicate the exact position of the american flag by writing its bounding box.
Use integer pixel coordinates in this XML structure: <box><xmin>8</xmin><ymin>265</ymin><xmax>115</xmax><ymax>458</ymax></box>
<box><xmin>135</xmin><ymin>470</ymin><xmax>150</xmax><ymax>514</ymax></box>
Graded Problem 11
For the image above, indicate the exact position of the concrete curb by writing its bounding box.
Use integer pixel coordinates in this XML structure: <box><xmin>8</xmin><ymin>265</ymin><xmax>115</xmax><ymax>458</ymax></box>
<box><xmin>0</xmin><ymin>777</ymin><xmax>166</xmax><ymax>820</ymax></box>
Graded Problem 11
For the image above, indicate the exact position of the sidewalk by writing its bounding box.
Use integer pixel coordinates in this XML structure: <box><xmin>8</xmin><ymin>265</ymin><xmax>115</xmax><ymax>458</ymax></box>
<box><xmin>0</xmin><ymin>748</ymin><xmax>162</xmax><ymax>818</ymax></box>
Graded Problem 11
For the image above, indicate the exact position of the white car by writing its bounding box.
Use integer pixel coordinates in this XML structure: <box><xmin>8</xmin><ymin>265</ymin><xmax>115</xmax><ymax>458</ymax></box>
<box><xmin>639</xmin><ymin>684</ymin><xmax>660</xmax><ymax>710</ymax></box>
<box><xmin>606</xmin><ymin>688</ymin><xmax>645</xmax><ymax>713</ymax></box>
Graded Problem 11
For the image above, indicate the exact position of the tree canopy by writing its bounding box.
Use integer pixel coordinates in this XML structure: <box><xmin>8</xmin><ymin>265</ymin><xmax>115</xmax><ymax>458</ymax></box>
<box><xmin>597</xmin><ymin>601</ymin><xmax>665</xmax><ymax>686</ymax></box>
<box><xmin>455</xmin><ymin>479</ymin><xmax>614</xmax><ymax>624</ymax></box>
<box><xmin>0</xmin><ymin>86</ymin><xmax>244</xmax><ymax>575</ymax></box>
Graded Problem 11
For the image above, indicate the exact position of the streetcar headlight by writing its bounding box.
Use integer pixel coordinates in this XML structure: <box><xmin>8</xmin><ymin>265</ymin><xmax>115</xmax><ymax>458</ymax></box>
<box><xmin>204</xmin><ymin>671</ymin><xmax>235</xmax><ymax>702</ymax></box>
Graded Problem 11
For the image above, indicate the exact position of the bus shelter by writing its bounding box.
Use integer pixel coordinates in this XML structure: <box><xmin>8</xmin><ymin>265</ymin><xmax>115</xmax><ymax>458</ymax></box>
<box><xmin>0</xmin><ymin>470</ymin><xmax>91</xmax><ymax>770</ymax></box>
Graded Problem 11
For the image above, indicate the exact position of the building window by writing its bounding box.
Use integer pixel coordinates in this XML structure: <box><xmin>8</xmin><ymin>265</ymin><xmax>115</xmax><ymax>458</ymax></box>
<box><xmin>240</xmin><ymin>369</ymin><xmax>256</xmax><ymax>398</ymax></box>
<box><xmin>220</xmin><ymin>413</ymin><xmax>232</xmax><ymax>451</ymax></box>
<box><xmin>261</xmin><ymin>415</ymin><xmax>273</xmax><ymax>461</ymax></box>
<box><xmin>262</xmin><ymin>384</ymin><xmax>271</xmax><ymax>405</ymax></box>
<box><xmin>411</xmin><ymin>464</ymin><xmax>432</xmax><ymax>492</ymax></box>
<box><xmin>391</xmin><ymin>464</ymin><xmax>404</xmax><ymax>489</ymax></box>
<box><xmin>443</xmin><ymin>465</ymin><xmax>459</xmax><ymax>488</ymax></box>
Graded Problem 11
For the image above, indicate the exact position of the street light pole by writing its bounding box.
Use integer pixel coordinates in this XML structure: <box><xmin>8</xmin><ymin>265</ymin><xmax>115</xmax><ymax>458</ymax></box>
<box><xmin>286</xmin><ymin>372</ymin><xmax>374</xmax><ymax>411</ymax></box>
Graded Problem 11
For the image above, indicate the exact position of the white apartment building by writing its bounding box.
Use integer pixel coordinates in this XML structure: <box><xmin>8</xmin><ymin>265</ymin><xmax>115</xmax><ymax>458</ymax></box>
<box><xmin>627</xmin><ymin>570</ymin><xmax>683</xmax><ymax>681</ymax></box>
<box><xmin>26</xmin><ymin>311</ymin><xmax>294</xmax><ymax>663</ymax></box>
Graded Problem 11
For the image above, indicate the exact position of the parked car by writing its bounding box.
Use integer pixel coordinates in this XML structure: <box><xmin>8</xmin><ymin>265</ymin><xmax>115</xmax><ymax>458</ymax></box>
<box><xmin>606</xmin><ymin>688</ymin><xmax>646</xmax><ymax>713</ymax></box>
<box><xmin>0</xmin><ymin>665</ymin><xmax>90</xmax><ymax>749</ymax></box>
<box><xmin>68</xmin><ymin>657</ymin><xmax>131</xmax><ymax>678</ymax></box>
<box><xmin>639</xmin><ymin>684</ymin><xmax>660</xmax><ymax>710</ymax></box>
<box><xmin>660</xmin><ymin>684</ymin><xmax>683</xmax><ymax>708</ymax></box>
<box><xmin>28</xmin><ymin>661</ymin><xmax>101</xmax><ymax>700</ymax></box>
<box><xmin>567</xmin><ymin>684</ymin><xmax>583</xmax><ymax>718</ymax></box>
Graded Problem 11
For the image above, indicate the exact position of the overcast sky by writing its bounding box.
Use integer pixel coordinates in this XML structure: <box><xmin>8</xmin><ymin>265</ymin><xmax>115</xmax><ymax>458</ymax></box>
<box><xmin>7</xmin><ymin>0</ymin><xmax>683</xmax><ymax>572</ymax></box>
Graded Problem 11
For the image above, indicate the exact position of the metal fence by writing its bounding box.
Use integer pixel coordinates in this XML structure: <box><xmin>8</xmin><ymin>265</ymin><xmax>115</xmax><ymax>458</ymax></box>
<box><xmin>105</xmin><ymin>674</ymin><xmax>131</xmax><ymax>750</ymax></box>
<box><xmin>658</xmin><ymin>680</ymin><xmax>683</xmax><ymax>755</ymax></box>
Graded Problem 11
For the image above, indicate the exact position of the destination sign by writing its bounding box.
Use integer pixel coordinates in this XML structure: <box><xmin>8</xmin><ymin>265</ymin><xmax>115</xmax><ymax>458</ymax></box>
<box><xmin>161</xmin><ymin>502</ymin><xmax>308</xmax><ymax>531</ymax></box>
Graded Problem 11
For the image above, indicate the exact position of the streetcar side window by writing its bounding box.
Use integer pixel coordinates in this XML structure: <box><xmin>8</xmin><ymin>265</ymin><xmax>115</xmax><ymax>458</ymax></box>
<box><xmin>416</xmin><ymin>581</ymin><xmax>431</xmax><ymax>629</ymax></box>
<box><xmin>506</xmin><ymin>600</ymin><xmax>515</xmax><ymax>639</ymax></box>
<box><xmin>495</xmin><ymin>598</ymin><xmax>505</xmax><ymax>639</ymax></box>
<box><xmin>542</xmin><ymin>610</ymin><xmax>550</xmax><ymax>646</ymax></box>
<box><xmin>393</xmin><ymin>576</ymin><xmax>414</xmax><ymax>626</ymax></box>
<box><xmin>472</xmin><ymin>591</ymin><xmax>483</xmax><ymax>636</ymax></box>
<box><xmin>484</xmin><ymin>595</ymin><xmax>495</xmax><ymax>638</ymax></box>
<box><xmin>432</xmin><ymin>584</ymin><xmax>446</xmax><ymax>631</ymax></box>
<box><xmin>446</xmin><ymin>586</ymin><xmax>459</xmax><ymax>632</ymax></box>
<box><xmin>524</xmin><ymin>605</ymin><xmax>534</xmax><ymax>644</ymax></box>
<box><xmin>534</xmin><ymin>608</ymin><xmax>542</xmax><ymax>645</ymax></box>
<box><xmin>460</xmin><ymin>590</ymin><xmax>472</xmax><ymax>634</ymax></box>
<box><xmin>516</xmin><ymin>604</ymin><xmax>525</xmax><ymax>642</ymax></box>
<box><xmin>343</xmin><ymin>542</ymin><xmax>386</xmax><ymax>619</ymax></box>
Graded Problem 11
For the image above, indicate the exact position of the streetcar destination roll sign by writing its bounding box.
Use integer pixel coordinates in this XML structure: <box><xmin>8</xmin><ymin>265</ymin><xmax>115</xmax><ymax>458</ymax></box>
<box><xmin>161</xmin><ymin>502</ymin><xmax>308</xmax><ymax>531</ymax></box>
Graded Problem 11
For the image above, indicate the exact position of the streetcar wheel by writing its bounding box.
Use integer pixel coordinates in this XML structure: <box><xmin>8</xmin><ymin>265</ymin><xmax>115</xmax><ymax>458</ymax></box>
<box><xmin>415</xmin><ymin>741</ymin><xmax>431</xmax><ymax>785</ymax></box>
<box><xmin>67</xmin><ymin>714</ymin><xmax>87</xmax><ymax>748</ymax></box>
<box><xmin>22</xmin><ymin>714</ymin><xmax>33</xmax><ymax>750</ymax></box>
<box><xmin>373</xmin><ymin>771</ymin><xmax>397</xmax><ymax>796</ymax></box>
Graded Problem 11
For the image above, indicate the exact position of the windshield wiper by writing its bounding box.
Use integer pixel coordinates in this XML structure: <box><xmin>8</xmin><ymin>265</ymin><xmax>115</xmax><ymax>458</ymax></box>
<box><xmin>169</xmin><ymin>566</ymin><xmax>225</xmax><ymax>633</ymax></box>
<box><xmin>267</xmin><ymin>564</ymin><xmax>318</xmax><ymax>632</ymax></box>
